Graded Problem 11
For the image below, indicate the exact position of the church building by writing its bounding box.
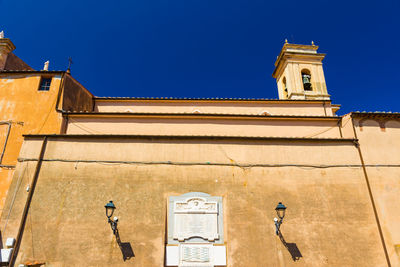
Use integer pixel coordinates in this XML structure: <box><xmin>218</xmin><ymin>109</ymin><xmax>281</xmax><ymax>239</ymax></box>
<box><xmin>0</xmin><ymin>33</ymin><xmax>399</xmax><ymax>267</ymax></box>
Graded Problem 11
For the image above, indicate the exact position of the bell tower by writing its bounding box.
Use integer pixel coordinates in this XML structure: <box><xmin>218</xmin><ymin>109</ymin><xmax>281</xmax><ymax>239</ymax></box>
<box><xmin>272</xmin><ymin>41</ymin><xmax>330</xmax><ymax>100</ymax></box>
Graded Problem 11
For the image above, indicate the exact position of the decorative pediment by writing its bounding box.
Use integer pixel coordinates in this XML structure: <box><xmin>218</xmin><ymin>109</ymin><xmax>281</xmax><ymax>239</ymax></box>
<box><xmin>174</xmin><ymin>197</ymin><xmax>218</xmax><ymax>214</ymax></box>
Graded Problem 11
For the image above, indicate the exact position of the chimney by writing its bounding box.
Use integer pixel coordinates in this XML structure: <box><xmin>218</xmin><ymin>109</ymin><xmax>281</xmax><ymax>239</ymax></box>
<box><xmin>0</xmin><ymin>31</ymin><xmax>16</xmax><ymax>70</ymax></box>
<box><xmin>43</xmin><ymin>60</ymin><xmax>49</xmax><ymax>71</ymax></box>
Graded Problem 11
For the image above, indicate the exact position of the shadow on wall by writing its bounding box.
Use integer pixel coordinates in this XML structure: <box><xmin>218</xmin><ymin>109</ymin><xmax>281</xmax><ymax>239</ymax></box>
<box><xmin>115</xmin><ymin>229</ymin><xmax>135</xmax><ymax>261</ymax></box>
<box><xmin>278</xmin><ymin>232</ymin><xmax>302</xmax><ymax>261</ymax></box>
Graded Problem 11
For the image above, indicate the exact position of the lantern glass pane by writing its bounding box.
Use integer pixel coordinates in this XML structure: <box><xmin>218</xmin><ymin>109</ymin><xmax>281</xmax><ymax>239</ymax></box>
<box><xmin>276</xmin><ymin>209</ymin><xmax>285</xmax><ymax>219</ymax></box>
<box><xmin>106</xmin><ymin>207</ymin><xmax>114</xmax><ymax>218</ymax></box>
<box><xmin>105</xmin><ymin>201</ymin><xmax>116</xmax><ymax>218</ymax></box>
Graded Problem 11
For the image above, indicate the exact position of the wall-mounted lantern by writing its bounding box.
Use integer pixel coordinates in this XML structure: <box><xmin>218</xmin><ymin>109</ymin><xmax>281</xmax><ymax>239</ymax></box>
<box><xmin>105</xmin><ymin>200</ymin><xmax>118</xmax><ymax>234</ymax></box>
<box><xmin>274</xmin><ymin>202</ymin><xmax>286</xmax><ymax>235</ymax></box>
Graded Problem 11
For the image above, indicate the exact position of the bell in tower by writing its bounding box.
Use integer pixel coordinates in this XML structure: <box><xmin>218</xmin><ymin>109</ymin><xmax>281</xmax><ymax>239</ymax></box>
<box><xmin>272</xmin><ymin>41</ymin><xmax>330</xmax><ymax>100</ymax></box>
<box><xmin>301</xmin><ymin>71</ymin><xmax>312</xmax><ymax>91</ymax></box>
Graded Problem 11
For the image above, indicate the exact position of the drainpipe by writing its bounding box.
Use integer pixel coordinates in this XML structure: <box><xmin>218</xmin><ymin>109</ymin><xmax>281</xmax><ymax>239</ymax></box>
<box><xmin>8</xmin><ymin>137</ymin><xmax>48</xmax><ymax>267</ymax></box>
<box><xmin>60</xmin><ymin>115</ymin><xmax>69</xmax><ymax>134</ymax></box>
<box><xmin>55</xmin><ymin>72</ymin><xmax>68</xmax><ymax>134</ymax></box>
<box><xmin>337</xmin><ymin>116</ymin><xmax>343</xmax><ymax>138</ymax></box>
<box><xmin>92</xmin><ymin>97</ymin><xmax>96</xmax><ymax>112</ymax></box>
<box><xmin>0</xmin><ymin>121</ymin><xmax>11</xmax><ymax>164</ymax></box>
<box><xmin>351</xmin><ymin>116</ymin><xmax>391</xmax><ymax>267</ymax></box>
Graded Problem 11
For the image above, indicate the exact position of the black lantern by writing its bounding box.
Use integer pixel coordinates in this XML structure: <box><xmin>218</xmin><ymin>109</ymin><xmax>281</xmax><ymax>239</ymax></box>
<box><xmin>275</xmin><ymin>202</ymin><xmax>286</xmax><ymax>220</ymax></box>
<box><xmin>104</xmin><ymin>200</ymin><xmax>116</xmax><ymax>219</ymax></box>
<box><xmin>274</xmin><ymin>202</ymin><xmax>287</xmax><ymax>235</ymax></box>
<box><xmin>104</xmin><ymin>201</ymin><xmax>118</xmax><ymax>234</ymax></box>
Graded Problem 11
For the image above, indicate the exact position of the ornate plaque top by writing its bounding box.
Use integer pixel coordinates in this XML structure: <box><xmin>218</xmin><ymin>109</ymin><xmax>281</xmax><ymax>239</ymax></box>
<box><xmin>174</xmin><ymin>197</ymin><xmax>218</xmax><ymax>214</ymax></box>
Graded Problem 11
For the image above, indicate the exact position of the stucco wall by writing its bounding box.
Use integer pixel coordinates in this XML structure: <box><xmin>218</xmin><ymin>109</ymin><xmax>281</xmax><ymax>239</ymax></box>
<box><xmin>66</xmin><ymin>116</ymin><xmax>342</xmax><ymax>138</ymax></box>
<box><xmin>354</xmin><ymin>118</ymin><xmax>400</xmax><ymax>266</ymax></box>
<box><xmin>95</xmin><ymin>100</ymin><xmax>335</xmax><ymax>116</ymax></box>
<box><xmin>0</xmin><ymin>74</ymin><xmax>63</xmax><ymax>214</ymax></box>
<box><xmin>0</xmin><ymin>136</ymin><xmax>388</xmax><ymax>266</ymax></box>
<box><xmin>0</xmin><ymin>74</ymin><xmax>64</xmax><ymax>160</ymax></box>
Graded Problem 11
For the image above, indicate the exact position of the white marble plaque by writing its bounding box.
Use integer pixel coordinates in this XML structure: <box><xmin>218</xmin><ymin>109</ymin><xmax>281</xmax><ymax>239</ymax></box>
<box><xmin>167</xmin><ymin>193</ymin><xmax>226</xmax><ymax>266</ymax></box>
<box><xmin>166</xmin><ymin>244</ymin><xmax>227</xmax><ymax>267</ymax></box>
<box><xmin>173</xmin><ymin>197</ymin><xmax>219</xmax><ymax>242</ymax></box>
<box><xmin>179</xmin><ymin>244</ymin><xmax>213</xmax><ymax>267</ymax></box>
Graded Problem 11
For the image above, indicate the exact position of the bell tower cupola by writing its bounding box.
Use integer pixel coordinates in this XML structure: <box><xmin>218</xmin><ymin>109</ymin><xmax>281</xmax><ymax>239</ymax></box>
<box><xmin>272</xmin><ymin>40</ymin><xmax>330</xmax><ymax>100</ymax></box>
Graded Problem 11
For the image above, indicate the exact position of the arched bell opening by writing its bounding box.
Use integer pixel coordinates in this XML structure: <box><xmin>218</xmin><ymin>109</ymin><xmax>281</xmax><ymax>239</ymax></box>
<box><xmin>301</xmin><ymin>69</ymin><xmax>312</xmax><ymax>91</ymax></box>
<box><xmin>282</xmin><ymin>77</ymin><xmax>288</xmax><ymax>98</ymax></box>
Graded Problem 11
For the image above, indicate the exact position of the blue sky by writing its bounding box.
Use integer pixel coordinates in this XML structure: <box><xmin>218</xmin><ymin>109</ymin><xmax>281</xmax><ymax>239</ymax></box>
<box><xmin>1</xmin><ymin>0</ymin><xmax>399</xmax><ymax>114</ymax></box>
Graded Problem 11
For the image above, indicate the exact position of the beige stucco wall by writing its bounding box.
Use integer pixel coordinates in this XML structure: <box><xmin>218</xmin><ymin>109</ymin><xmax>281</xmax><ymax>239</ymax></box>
<box><xmin>354</xmin><ymin>118</ymin><xmax>400</xmax><ymax>266</ymax></box>
<box><xmin>94</xmin><ymin>100</ymin><xmax>335</xmax><ymax>116</ymax></box>
<box><xmin>66</xmin><ymin>116</ymin><xmax>342</xmax><ymax>138</ymax></box>
<box><xmin>0</xmin><ymin>136</ymin><xmax>388</xmax><ymax>266</ymax></box>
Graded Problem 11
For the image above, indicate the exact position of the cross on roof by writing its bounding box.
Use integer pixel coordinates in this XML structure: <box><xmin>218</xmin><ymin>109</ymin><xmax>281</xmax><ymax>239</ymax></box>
<box><xmin>67</xmin><ymin>57</ymin><xmax>73</xmax><ymax>73</ymax></box>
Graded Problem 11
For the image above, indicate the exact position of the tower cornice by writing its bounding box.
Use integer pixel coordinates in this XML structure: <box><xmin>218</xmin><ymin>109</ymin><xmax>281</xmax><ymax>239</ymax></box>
<box><xmin>273</xmin><ymin>51</ymin><xmax>326</xmax><ymax>78</ymax></box>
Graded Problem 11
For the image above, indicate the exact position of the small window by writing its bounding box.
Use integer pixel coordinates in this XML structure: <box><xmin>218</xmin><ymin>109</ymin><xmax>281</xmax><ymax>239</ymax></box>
<box><xmin>38</xmin><ymin>77</ymin><xmax>52</xmax><ymax>91</ymax></box>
